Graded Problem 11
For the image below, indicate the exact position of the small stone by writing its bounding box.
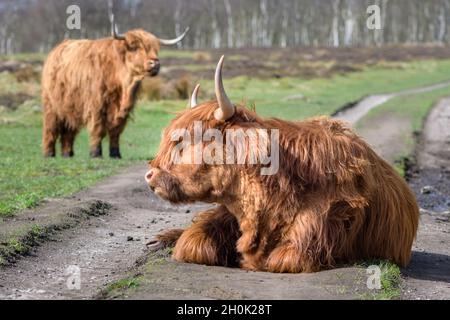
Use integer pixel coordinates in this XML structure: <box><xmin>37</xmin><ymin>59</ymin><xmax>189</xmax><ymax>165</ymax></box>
<box><xmin>421</xmin><ymin>186</ymin><xmax>434</xmax><ymax>194</ymax></box>
<box><xmin>185</xmin><ymin>209</ymin><xmax>191</xmax><ymax>213</ymax></box>
<box><xmin>108</xmin><ymin>232</ymin><xmax>114</xmax><ymax>237</ymax></box>
<box><xmin>127</xmin><ymin>236</ymin><xmax>133</xmax><ymax>241</ymax></box>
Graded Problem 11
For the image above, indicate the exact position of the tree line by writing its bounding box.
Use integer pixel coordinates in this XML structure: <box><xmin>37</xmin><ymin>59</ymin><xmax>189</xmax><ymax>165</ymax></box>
<box><xmin>0</xmin><ymin>0</ymin><xmax>449</xmax><ymax>54</ymax></box>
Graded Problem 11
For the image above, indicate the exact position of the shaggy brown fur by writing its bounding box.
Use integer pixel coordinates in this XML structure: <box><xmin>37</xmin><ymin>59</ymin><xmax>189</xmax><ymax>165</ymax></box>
<box><xmin>42</xmin><ymin>30</ymin><xmax>162</xmax><ymax>158</ymax></box>
<box><xmin>147</xmin><ymin>101</ymin><xmax>419</xmax><ymax>273</ymax></box>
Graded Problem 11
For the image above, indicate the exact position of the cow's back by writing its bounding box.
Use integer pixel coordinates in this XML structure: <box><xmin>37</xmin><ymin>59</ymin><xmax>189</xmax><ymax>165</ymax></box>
<box><xmin>269</xmin><ymin>116</ymin><xmax>419</xmax><ymax>267</ymax></box>
<box><xmin>42</xmin><ymin>38</ymin><xmax>116</xmax><ymax>129</ymax></box>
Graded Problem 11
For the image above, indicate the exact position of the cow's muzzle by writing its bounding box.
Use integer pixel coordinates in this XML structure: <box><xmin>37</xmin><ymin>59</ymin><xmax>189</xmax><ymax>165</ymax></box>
<box><xmin>147</xmin><ymin>59</ymin><xmax>160</xmax><ymax>76</ymax></box>
<box><xmin>145</xmin><ymin>169</ymin><xmax>154</xmax><ymax>190</ymax></box>
<box><xmin>145</xmin><ymin>168</ymin><xmax>186</xmax><ymax>203</ymax></box>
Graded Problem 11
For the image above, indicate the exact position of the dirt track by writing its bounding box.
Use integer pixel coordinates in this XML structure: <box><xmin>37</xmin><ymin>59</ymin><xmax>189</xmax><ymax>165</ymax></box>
<box><xmin>400</xmin><ymin>97</ymin><xmax>450</xmax><ymax>299</ymax></box>
<box><xmin>348</xmin><ymin>94</ymin><xmax>450</xmax><ymax>300</ymax></box>
<box><xmin>0</xmin><ymin>167</ymin><xmax>210</xmax><ymax>299</ymax></box>
<box><xmin>0</xmin><ymin>85</ymin><xmax>449</xmax><ymax>300</ymax></box>
<box><xmin>0</xmin><ymin>167</ymin><xmax>377</xmax><ymax>300</ymax></box>
<box><xmin>334</xmin><ymin>80</ymin><xmax>450</xmax><ymax>125</ymax></box>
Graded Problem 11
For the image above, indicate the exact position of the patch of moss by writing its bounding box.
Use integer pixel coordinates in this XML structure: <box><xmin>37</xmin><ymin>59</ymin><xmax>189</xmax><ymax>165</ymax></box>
<box><xmin>99</xmin><ymin>275</ymin><xmax>143</xmax><ymax>299</ymax></box>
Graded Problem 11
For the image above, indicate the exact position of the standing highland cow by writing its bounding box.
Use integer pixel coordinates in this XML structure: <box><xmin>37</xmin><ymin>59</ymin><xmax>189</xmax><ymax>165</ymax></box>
<box><xmin>145</xmin><ymin>56</ymin><xmax>419</xmax><ymax>273</ymax></box>
<box><xmin>41</xmin><ymin>11</ymin><xmax>188</xmax><ymax>158</ymax></box>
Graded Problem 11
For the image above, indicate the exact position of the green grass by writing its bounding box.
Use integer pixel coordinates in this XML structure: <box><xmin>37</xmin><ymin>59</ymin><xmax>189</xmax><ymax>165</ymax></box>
<box><xmin>358</xmin><ymin>261</ymin><xmax>402</xmax><ymax>300</ymax></box>
<box><xmin>105</xmin><ymin>276</ymin><xmax>141</xmax><ymax>292</ymax></box>
<box><xmin>7</xmin><ymin>237</ymin><xmax>26</xmax><ymax>254</ymax></box>
<box><xmin>0</xmin><ymin>101</ymin><xmax>176</xmax><ymax>216</ymax></box>
<box><xmin>2</xmin><ymin>57</ymin><xmax>450</xmax><ymax>217</ymax></box>
<box><xmin>378</xmin><ymin>262</ymin><xmax>402</xmax><ymax>299</ymax></box>
<box><xmin>189</xmin><ymin>59</ymin><xmax>450</xmax><ymax>120</ymax></box>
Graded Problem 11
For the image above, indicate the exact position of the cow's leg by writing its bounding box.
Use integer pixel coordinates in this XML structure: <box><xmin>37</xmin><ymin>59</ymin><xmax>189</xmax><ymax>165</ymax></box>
<box><xmin>152</xmin><ymin>206</ymin><xmax>241</xmax><ymax>267</ymax></box>
<box><xmin>265</xmin><ymin>240</ymin><xmax>323</xmax><ymax>273</ymax></box>
<box><xmin>108</xmin><ymin>119</ymin><xmax>127</xmax><ymax>159</ymax></box>
<box><xmin>42</xmin><ymin>111</ymin><xmax>59</xmax><ymax>158</ymax></box>
<box><xmin>88</xmin><ymin>121</ymin><xmax>106</xmax><ymax>158</ymax></box>
<box><xmin>60</xmin><ymin>124</ymin><xmax>78</xmax><ymax>158</ymax></box>
<box><xmin>108</xmin><ymin>81</ymin><xmax>140</xmax><ymax>159</ymax></box>
<box><xmin>265</xmin><ymin>212</ymin><xmax>326</xmax><ymax>273</ymax></box>
<box><xmin>233</xmin><ymin>208</ymin><xmax>264</xmax><ymax>271</ymax></box>
<box><xmin>146</xmin><ymin>229</ymin><xmax>184</xmax><ymax>251</ymax></box>
<box><xmin>265</xmin><ymin>242</ymin><xmax>307</xmax><ymax>273</ymax></box>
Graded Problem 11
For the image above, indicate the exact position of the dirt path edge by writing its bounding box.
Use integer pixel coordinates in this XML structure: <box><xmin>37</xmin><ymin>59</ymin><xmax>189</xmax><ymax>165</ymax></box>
<box><xmin>0</xmin><ymin>200</ymin><xmax>112</xmax><ymax>266</ymax></box>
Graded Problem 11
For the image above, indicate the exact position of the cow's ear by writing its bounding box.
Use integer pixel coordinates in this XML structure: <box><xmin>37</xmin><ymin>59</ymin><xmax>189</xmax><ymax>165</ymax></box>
<box><xmin>126</xmin><ymin>41</ymin><xmax>139</xmax><ymax>51</ymax></box>
<box><xmin>124</xmin><ymin>34</ymin><xmax>140</xmax><ymax>51</ymax></box>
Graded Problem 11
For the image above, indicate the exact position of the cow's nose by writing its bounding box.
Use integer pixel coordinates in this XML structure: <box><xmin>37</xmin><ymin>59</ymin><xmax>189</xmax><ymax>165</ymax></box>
<box><xmin>145</xmin><ymin>169</ymin><xmax>153</xmax><ymax>183</ymax></box>
<box><xmin>148</xmin><ymin>59</ymin><xmax>160</xmax><ymax>68</ymax></box>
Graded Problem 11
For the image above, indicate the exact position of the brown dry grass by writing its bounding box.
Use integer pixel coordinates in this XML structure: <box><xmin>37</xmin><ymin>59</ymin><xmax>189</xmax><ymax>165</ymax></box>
<box><xmin>14</xmin><ymin>66</ymin><xmax>41</xmax><ymax>83</ymax></box>
<box><xmin>193</xmin><ymin>51</ymin><xmax>212</xmax><ymax>62</ymax></box>
<box><xmin>138</xmin><ymin>74</ymin><xmax>194</xmax><ymax>101</ymax></box>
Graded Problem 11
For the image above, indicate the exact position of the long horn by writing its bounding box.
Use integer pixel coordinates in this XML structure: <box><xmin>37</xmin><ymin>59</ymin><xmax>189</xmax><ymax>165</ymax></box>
<box><xmin>214</xmin><ymin>55</ymin><xmax>235</xmax><ymax>121</ymax></box>
<box><xmin>108</xmin><ymin>0</ymin><xmax>125</xmax><ymax>40</ymax></box>
<box><xmin>159</xmin><ymin>27</ymin><xmax>190</xmax><ymax>46</ymax></box>
<box><xmin>110</xmin><ymin>14</ymin><xmax>126</xmax><ymax>40</ymax></box>
<box><xmin>190</xmin><ymin>84</ymin><xmax>200</xmax><ymax>108</ymax></box>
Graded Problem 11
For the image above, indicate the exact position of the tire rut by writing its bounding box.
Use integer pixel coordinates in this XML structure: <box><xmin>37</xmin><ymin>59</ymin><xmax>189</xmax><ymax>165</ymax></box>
<box><xmin>402</xmin><ymin>97</ymin><xmax>450</xmax><ymax>300</ymax></box>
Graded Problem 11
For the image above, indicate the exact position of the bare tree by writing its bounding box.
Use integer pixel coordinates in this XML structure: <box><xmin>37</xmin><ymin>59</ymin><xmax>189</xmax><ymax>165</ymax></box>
<box><xmin>1</xmin><ymin>0</ymin><xmax>449</xmax><ymax>53</ymax></box>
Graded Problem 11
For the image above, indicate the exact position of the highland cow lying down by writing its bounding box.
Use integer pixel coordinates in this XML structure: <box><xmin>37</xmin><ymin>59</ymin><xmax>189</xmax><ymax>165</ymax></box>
<box><xmin>145</xmin><ymin>56</ymin><xmax>419</xmax><ymax>273</ymax></box>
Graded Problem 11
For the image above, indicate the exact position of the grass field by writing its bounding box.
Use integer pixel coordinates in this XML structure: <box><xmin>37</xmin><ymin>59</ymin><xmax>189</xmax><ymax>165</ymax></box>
<box><xmin>2</xmin><ymin>50</ymin><xmax>450</xmax><ymax>217</ymax></box>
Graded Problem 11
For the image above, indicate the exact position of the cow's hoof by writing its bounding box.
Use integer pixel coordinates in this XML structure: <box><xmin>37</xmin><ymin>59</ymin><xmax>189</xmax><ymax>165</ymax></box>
<box><xmin>90</xmin><ymin>153</ymin><xmax>102</xmax><ymax>158</ymax></box>
<box><xmin>44</xmin><ymin>151</ymin><xmax>55</xmax><ymax>158</ymax></box>
<box><xmin>90</xmin><ymin>147</ymin><xmax>102</xmax><ymax>158</ymax></box>
<box><xmin>62</xmin><ymin>151</ymin><xmax>74</xmax><ymax>158</ymax></box>
<box><xmin>109</xmin><ymin>148</ymin><xmax>122</xmax><ymax>159</ymax></box>
<box><xmin>146</xmin><ymin>239</ymin><xmax>166</xmax><ymax>252</ymax></box>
